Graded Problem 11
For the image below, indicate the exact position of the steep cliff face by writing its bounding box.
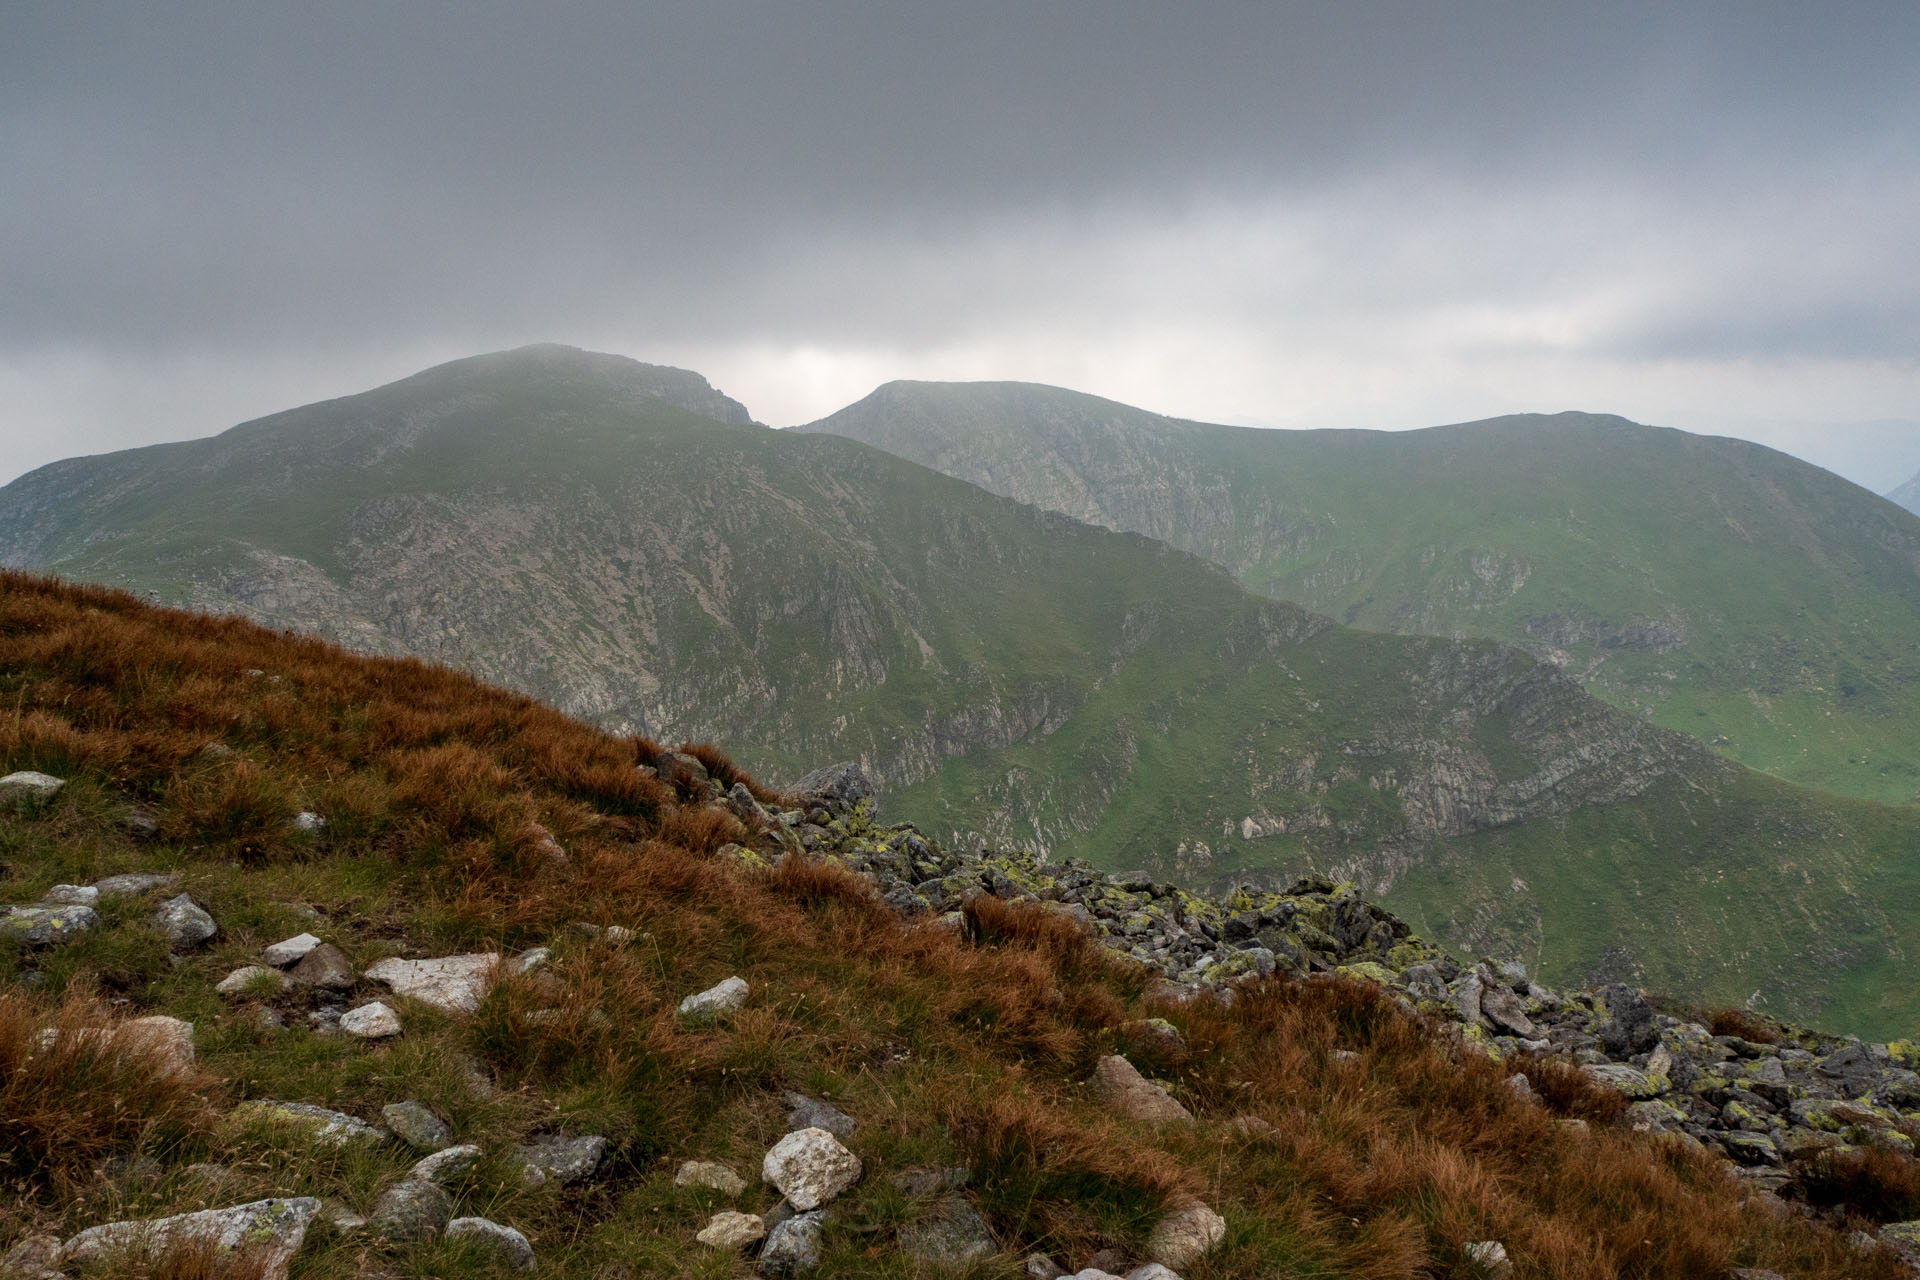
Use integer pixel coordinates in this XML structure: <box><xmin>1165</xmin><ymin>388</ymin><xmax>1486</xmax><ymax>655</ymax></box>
<box><xmin>811</xmin><ymin>384</ymin><xmax>1920</xmax><ymax>807</ymax></box>
<box><xmin>8</xmin><ymin>347</ymin><xmax>1920</xmax><ymax>1020</ymax></box>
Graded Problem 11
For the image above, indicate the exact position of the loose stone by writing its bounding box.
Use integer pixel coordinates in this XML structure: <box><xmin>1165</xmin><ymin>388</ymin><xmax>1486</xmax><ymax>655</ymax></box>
<box><xmin>762</xmin><ymin>1127</ymin><xmax>862</xmax><ymax>1210</ymax></box>
<box><xmin>340</xmin><ymin>1001</ymin><xmax>402</xmax><ymax>1038</ymax></box>
<box><xmin>678</xmin><ymin>975</ymin><xmax>750</xmax><ymax>1022</ymax></box>
<box><xmin>697</xmin><ymin>1210</ymin><xmax>767</xmax><ymax>1250</ymax></box>
<box><xmin>446</xmin><ymin>1217</ymin><xmax>535</xmax><ymax>1270</ymax></box>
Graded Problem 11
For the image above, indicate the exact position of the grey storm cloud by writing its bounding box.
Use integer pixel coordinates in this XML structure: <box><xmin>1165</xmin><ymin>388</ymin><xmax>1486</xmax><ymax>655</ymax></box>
<box><xmin>2</xmin><ymin>2</ymin><xmax>1918</xmax><ymax>486</ymax></box>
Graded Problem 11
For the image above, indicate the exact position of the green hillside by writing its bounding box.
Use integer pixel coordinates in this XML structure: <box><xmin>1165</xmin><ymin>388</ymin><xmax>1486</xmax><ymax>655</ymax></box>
<box><xmin>811</xmin><ymin>384</ymin><xmax>1920</xmax><ymax>807</ymax></box>
<box><xmin>7</xmin><ymin>346</ymin><xmax>1920</xmax><ymax>1032</ymax></box>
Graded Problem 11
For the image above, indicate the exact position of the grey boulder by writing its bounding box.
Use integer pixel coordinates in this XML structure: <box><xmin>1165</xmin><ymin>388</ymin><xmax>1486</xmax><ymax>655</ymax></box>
<box><xmin>368</xmin><ymin>1180</ymin><xmax>453</xmax><ymax>1242</ymax></box>
<box><xmin>757</xmin><ymin>1209</ymin><xmax>827</xmax><ymax>1276</ymax></box>
<box><xmin>0</xmin><ymin>904</ymin><xmax>98</xmax><ymax>946</ymax></box>
<box><xmin>63</xmin><ymin>1198</ymin><xmax>319</xmax><ymax>1280</ymax></box>
<box><xmin>153</xmin><ymin>893</ymin><xmax>217</xmax><ymax>950</ymax></box>
<box><xmin>514</xmin><ymin>1133</ymin><xmax>608</xmax><ymax>1185</ymax></box>
<box><xmin>446</xmin><ymin>1217</ymin><xmax>535</xmax><ymax>1270</ymax></box>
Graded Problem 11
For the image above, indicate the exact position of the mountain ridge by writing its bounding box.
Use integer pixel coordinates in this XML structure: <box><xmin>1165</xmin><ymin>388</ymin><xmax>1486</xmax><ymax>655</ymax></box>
<box><xmin>808</xmin><ymin>383</ymin><xmax>1920</xmax><ymax>807</ymax></box>
<box><xmin>7</xmin><ymin>348</ymin><xmax>1920</xmax><ymax>1030</ymax></box>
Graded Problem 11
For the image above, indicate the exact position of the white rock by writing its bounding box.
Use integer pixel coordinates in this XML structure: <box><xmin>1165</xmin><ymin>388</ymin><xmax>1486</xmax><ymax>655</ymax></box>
<box><xmin>762</xmin><ymin>1126</ymin><xmax>862</xmax><ymax>1210</ymax></box>
<box><xmin>1125</xmin><ymin>1267</ymin><xmax>1184</xmax><ymax>1280</ymax></box>
<box><xmin>363</xmin><ymin>953</ymin><xmax>499</xmax><ymax>1014</ymax></box>
<box><xmin>696</xmin><ymin>1210</ymin><xmax>765</xmax><ymax>1250</ymax></box>
<box><xmin>63</xmin><ymin>1198</ymin><xmax>319</xmax><ymax>1280</ymax></box>
<box><xmin>262</xmin><ymin>932</ymin><xmax>322</xmax><ymax>967</ymax></box>
<box><xmin>677</xmin><ymin>975</ymin><xmax>749</xmax><ymax>1022</ymax></box>
<box><xmin>340</xmin><ymin>1001</ymin><xmax>402</xmax><ymax>1038</ymax></box>
<box><xmin>1465</xmin><ymin>1240</ymin><xmax>1513</xmax><ymax>1278</ymax></box>
<box><xmin>42</xmin><ymin>884</ymin><xmax>98</xmax><ymax>906</ymax></box>
<box><xmin>1146</xmin><ymin>1200</ymin><xmax>1225</xmax><ymax>1270</ymax></box>
<box><xmin>675</xmin><ymin>1160</ymin><xmax>747</xmax><ymax>1195</ymax></box>
<box><xmin>217</xmin><ymin>965</ymin><xmax>288</xmax><ymax>996</ymax></box>
<box><xmin>292</xmin><ymin>811</ymin><xmax>326</xmax><ymax>834</ymax></box>
<box><xmin>0</xmin><ymin>771</ymin><xmax>65</xmax><ymax>806</ymax></box>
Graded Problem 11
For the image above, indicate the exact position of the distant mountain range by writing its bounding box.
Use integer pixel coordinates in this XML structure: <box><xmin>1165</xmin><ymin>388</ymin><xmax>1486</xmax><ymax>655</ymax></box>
<box><xmin>6</xmin><ymin>344</ymin><xmax>1920</xmax><ymax>1032</ymax></box>
<box><xmin>1890</xmin><ymin>469</ymin><xmax>1920</xmax><ymax>517</ymax></box>
<box><xmin>810</xmin><ymin>383</ymin><xmax>1920</xmax><ymax>808</ymax></box>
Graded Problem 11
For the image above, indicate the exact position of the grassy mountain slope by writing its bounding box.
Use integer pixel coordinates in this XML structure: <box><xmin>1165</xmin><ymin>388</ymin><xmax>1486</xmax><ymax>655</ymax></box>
<box><xmin>1890</xmin><ymin>470</ymin><xmax>1920</xmax><ymax>518</ymax></box>
<box><xmin>7</xmin><ymin>347</ymin><xmax>1920</xmax><ymax>1030</ymax></box>
<box><xmin>810</xmin><ymin>384</ymin><xmax>1920</xmax><ymax>806</ymax></box>
<box><xmin>1</xmin><ymin>573</ymin><xmax>1890</xmax><ymax>1280</ymax></box>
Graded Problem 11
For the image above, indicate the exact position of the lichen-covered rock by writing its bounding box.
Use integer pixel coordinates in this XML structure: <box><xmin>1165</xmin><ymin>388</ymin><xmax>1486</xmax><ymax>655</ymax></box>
<box><xmin>381</xmin><ymin>1101</ymin><xmax>452</xmax><ymax>1151</ymax></box>
<box><xmin>63</xmin><ymin>1198</ymin><xmax>319</xmax><ymax>1280</ymax></box>
<box><xmin>363</xmin><ymin>953</ymin><xmax>498</xmax><ymax>1013</ymax></box>
<box><xmin>232</xmin><ymin>1101</ymin><xmax>387</xmax><ymax>1147</ymax></box>
<box><xmin>153</xmin><ymin>893</ymin><xmax>217</xmax><ymax>950</ymax></box>
<box><xmin>1089</xmin><ymin>1054</ymin><xmax>1192</xmax><ymax>1124</ymax></box>
<box><xmin>514</xmin><ymin>1133</ymin><xmax>608</xmax><ymax>1184</ymax></box>
<box><xmin>0</xmin><ymin>1232</ymin><xmax>62</xmax><ymax>1279</ymax></box>
<box><xmin>41</xmin><ymin>884</ymin><xmax>97</xmax><ymax>906</ymax></box>
<box><xmin>90</xmin><ymin>872</ymin><xmax>178</xmax><ymax>898</ymax></box>
<box><xmin>409</xmin><ymin>1143</ymin><xmax>483</xmax><ymax>1185</ymax></box>
<box><xmin>367</xmin><ymin>1179</ymin><xmax>452</xmax><ymax>1242</ymax></box>
<box><xmin>762</xmin><ymin>1127</ymin><xmax>862</xmax><ymax>1210</ymax></box>
<box><xmin>678</xmin><ymin>975</ymin><xmax>749</xmax><ymax>1022</ymax></box>
<box><xmin>900</xmin><ymin>1193</ymin><xmax>995</xmax><ymax>1265</ymax></box>
<box><xmin>0</xmin><ymin>904</ymin><xmax>98</xmax><ymax>946</ymax></box>
<box><xmin>446</xmin><ymin>1217</ymin><xmax>535</xmax><ymax>1270</ymax></box>
<box><xmin>757</xmin><ymin>1209</ymin><xmax>827</xmax><ymax>1276</ymax></box>
<box><xmin>697</xmin><ymin>1210</ymin><xmax>766</xmax><ymax>1250</ymax></box>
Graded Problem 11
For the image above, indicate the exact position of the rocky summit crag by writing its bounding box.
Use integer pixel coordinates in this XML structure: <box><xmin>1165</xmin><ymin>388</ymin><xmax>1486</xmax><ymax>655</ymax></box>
<box><xmin>750</xmin><ymin>765</ymin><xmax>1920</xmax><ymax>1223</ymax></box>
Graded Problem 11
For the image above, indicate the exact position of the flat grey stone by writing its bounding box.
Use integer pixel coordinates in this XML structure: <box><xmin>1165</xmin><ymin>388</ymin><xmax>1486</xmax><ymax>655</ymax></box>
<box><xmin>408</xmin><ymin>1143</ymin><xmax>483</xmax><ymax>1185</ymax></box>
<box><xmin>447</xmin><ymin>1217</ymin><xmax>535</xmax><ymax>1270</ymax></box>
<box><xmin>261</xmin><ymin>932</ymin><xmax>322</xmax><ymax>967</ymax></box>
<box><xmin>153</xmin><ymin>893</ymin><xmax>217</xmax><ymax>950</ymax></box>
<box><xmin>340</xmin><ymin>1001</ymin><xmax>402</xmax><ymax>1038</ymax></box>
<box><xmin>678</xmin><ymin>975</ymin><xmax>749</xmax><ymax>1022</ymax></box>
<box><xmin>90</xmin><ymin>872</ymin><xmax>179</xmax><ymax>898</ymax></box>
<box><xmin>381</xmin><ymin>1100</ymin><xmax>453</xmax><ymax>1151</ymax></box>
<box><xmin>63</xmin><ymin>1197</ymin><xmax>319</xmax><ymax>1280</ymax></box>
<box><xmin>232</xmin><ymin>1100</ymin><xmax>388</xmax><ymax>1147</ymax></box>
<box><xmin>41</xmin><ymin>884</ymin><xmax>97</xmax><ymax>906</ymax></box>
<box><xmin>514</xmin><ymin>1133</ymin><xmax>608</xmax><ymax>1184</ymax></box>
<box><xmin>364</xmin><ymin>953</ymin><xmax>498</xmax><ymax>1013</ymax></box>
<box><xmin>0</xmin><ymin>1232</ymin><xmax>62</xmax><ymax>1278</ymax></box>
<box><xmin>1</xmin><ymin>904</ymin><xmax>98</xmax><ymax>946</ymax></box>
<box><xmin>762</xmin><ymin>1127</ymin><xmax>861</xmax><ymax>1210</ymax></box>
<box><xmin>757</xmin><ymin>1209</ymin><xmax>827</xmax><ymax>1276</ymax></box>
<box><xmin>367</xmin><ymin>1180</ymin><xmax>452</xmax><ymax>1242</ymax></box>
<box><xmin>287</xmin><ymin>943</ymin><xmax>355</xmax><ymax>989</ymax></box>
<box><xmin>784</xmin><ymin>1091</ymin><xmax>857</xmax><ymax>1138</ymax></box>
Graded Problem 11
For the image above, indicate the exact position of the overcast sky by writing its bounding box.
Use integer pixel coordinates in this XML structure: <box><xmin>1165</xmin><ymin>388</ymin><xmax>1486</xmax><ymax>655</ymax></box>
<box><xmin>4</xmin><ymin>3</ymin><xmax>1918</xmax><ymax>490</ymax></box>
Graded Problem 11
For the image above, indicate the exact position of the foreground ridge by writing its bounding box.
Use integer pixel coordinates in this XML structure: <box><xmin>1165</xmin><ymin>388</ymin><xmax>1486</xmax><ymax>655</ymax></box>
<box><xmin>1</xmin><ymin>571</ymin><xmax>1913</xmax><ymax>1279</ymax></box>
<box><xmin>778</xmin><ymin>765</ymin><xmax>1920</xmax><ymax>1214</ymax></box>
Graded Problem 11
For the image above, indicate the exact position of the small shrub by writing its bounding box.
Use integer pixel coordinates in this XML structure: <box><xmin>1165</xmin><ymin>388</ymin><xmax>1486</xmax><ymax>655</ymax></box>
<box><xmin>1796</xmin><ymin>1147</ymin><xmax>1920</xmax><ymax>1225</ymax></box>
